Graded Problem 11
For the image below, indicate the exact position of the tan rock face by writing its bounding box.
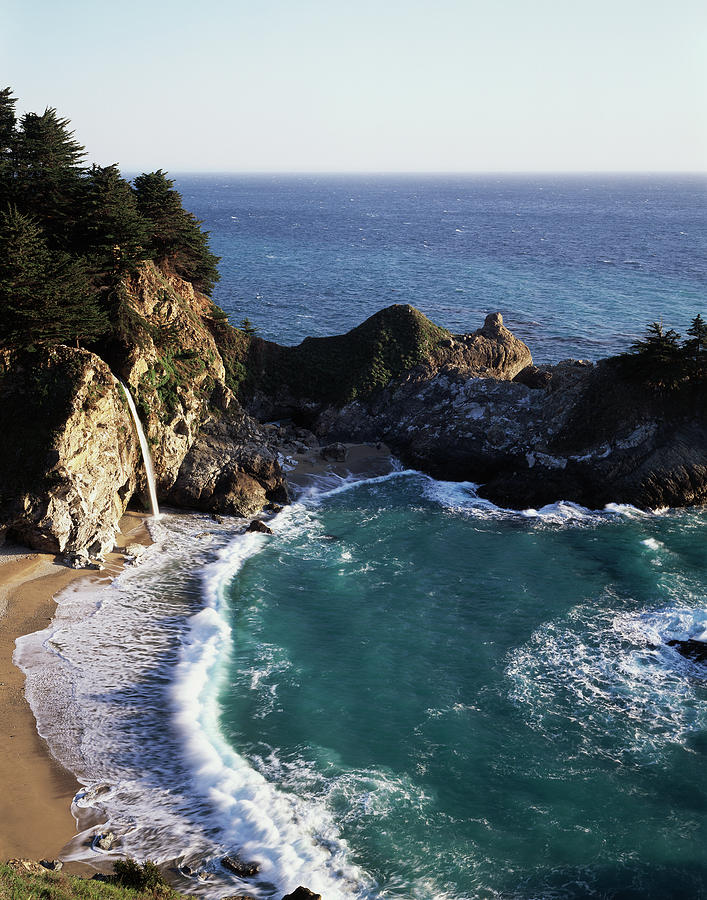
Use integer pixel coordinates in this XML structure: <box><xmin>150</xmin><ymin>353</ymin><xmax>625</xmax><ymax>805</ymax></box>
<box><xmin>0</xmin><ymin>347</ymin><xmax>139</xmax><ymax>557</ymax></box>
<box><xmin>428</xmin><ymin>312</ymin><xmax>533</xmax><ymax>381</ymax></box>
<box><xmin>117</xmin><ymin>261</ymin><xmax>231</xmax><ymax>492</ymax></box>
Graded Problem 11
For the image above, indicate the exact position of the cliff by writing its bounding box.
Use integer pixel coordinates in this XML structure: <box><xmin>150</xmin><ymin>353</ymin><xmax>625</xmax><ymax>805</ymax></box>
<box><xmin>0</xmin><ymin>263</ymin><xmax>290</xmax><ymax>558</ymax></box>
<box><xmin>0</xmin><ymin>279</ymin><xmax>704</xmax><ymax>560</ymax></box>
<box><xmin>219</xmin><ymin>305</ymin><xmax>531</xmax><ymax>420</ymax></box>
<box><xmin>313</xmin><ymin>337</ymin><xmax>707</xmax><ymax>510</ymax></box>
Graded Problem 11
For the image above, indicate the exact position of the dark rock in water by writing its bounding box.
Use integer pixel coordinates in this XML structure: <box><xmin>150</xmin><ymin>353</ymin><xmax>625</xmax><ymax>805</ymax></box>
<box><xmin>39</xmin><ymin>859</ymin><xmax>63</xmax><ymax>871</ymax></box>
<box><xmin>221</xmin><ymin>855</ymin><xmax>261</xmax><ymax>877</ymax></box>
<box><xmin>211</xmin><ymin>514</ymin><xmax>225</xmax><ymax>524</ymax></box>
<box><xmin>667</xmin><ymin>639</ymin><xmax>707</xmax><ymax>663</ymax></box>
<box><xmin>266</xmin><ymin>502</ymin><xmax>284</xmax><ymax>513</ymax></box>
<box><xmin>94</xmin><ymin>831</ymin><xmax>116</xmax><ymax>851</ymax></box>
<box><xmin>224</xmin><ymin>895</ymin><xmax>258</xmax><ymax>900</ymax></box>
<box><xmin>320</xmin><ymin>442</ymin><xmax>348</xmax><ymax>462</ymax></box>
<box><xmin>282</xmin><ymin>888</ymin><xmax>322</xmax><ymax>900</ymax></box>
<box><xmin>246</xmin><ymin>519</ymin><xmax>273</xmax><ymax>535</ymax></box>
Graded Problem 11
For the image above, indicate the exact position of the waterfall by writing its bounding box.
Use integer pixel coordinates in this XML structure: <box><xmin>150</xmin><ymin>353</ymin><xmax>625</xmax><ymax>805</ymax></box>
<box><xmin>120</xmin><ymin>382</ymin><xmax>161</xmax><ymax>518</ymax></box>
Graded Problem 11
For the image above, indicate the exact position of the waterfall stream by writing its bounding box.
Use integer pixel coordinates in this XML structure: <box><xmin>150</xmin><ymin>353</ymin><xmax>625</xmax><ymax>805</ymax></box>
<box><xmin>120</xmin><ymin>381</ymin><xmax>161</xmax><ymax>518</ymax></box>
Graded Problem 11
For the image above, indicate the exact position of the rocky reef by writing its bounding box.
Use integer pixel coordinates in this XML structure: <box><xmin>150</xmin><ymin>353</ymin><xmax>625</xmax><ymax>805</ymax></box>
<box><xmin>314</xmin><ymin>339</ymin><xmax>706</xmax><ymax>510</ymax></box>
<box><xmin>0</xmin><ymin>271</ymin><xmax>704</xmax><ymax>559</ymax></box>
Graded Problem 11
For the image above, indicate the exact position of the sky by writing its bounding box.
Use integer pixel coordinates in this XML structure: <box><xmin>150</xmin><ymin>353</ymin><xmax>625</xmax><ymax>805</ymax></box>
<box><xmin>2</xmin><ymin>0</ymin><xmax>706</xmax><ymax>172</ymax></box>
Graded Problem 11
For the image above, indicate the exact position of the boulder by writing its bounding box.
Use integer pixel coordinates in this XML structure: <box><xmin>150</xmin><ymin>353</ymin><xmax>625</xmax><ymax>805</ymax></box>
<box><xmin>246</xmin><ymin>519</ymin><xmax>273</xmax><ymax>535</ymax></box>
<box><xmin>320</xmin><ymin>442</ymin><xmax>348</xmax><ymax>462</ymax></box>
<box><xmin>667</xmin><ymin>639</ymin><xmax>707</xmax><ymax>663</ymax></box>
<box><xmin>168</xmin><ymin>410</ymin><xmax>289</xmax><ymax>516</ymax></box>
<box><xmin>39</xmin><ymin>860</ymin><xmax>63</xmax><ymax>871</ymax></box>
<box><xmin>0</xmin><ymin>346</ymin><xmax>139</xmax><ymax>558</ymax></box>
<box><xmin>94</xmin><ymin>831</ymin><xmax>117</xmax><ymax>851</ymax></box>
<box><xmin>282</xmin><ymin>888</ymin><xmax>322</xmax><ymax>900</ymax></box>
<box><xmin>221</xmin><ymin>855</ymin><xmax>260</xmax><ymax>877</ymax></box>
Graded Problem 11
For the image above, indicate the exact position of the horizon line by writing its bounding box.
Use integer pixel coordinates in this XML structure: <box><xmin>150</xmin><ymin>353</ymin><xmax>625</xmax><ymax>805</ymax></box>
<box><xmin>118</xmin><ymin>168</ymin><xmax>707</xmax><ymax>177</ymax></box>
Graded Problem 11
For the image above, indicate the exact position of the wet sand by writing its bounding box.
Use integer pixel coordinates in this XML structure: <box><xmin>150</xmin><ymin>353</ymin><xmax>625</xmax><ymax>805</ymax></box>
<box><xmin>0</xmin><ymin>445</ymin><xmax>389</xmax><ymax>864</ymax></box>
<box><xmin>285</xmin><ymin>441</ymin><xmax>395</xmax><ymax>489</ymax></box>
<box><xmin>0</xmin><ymin>512</ymin><xmax>150</xmax><ymax>862</ymax></box>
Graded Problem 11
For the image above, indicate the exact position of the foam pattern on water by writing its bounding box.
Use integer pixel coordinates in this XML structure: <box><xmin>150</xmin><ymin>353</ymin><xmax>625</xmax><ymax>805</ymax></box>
<box><xmin>507</xmin><ymin>588</ymin><xmax>707</xmax><ymax>764</ymax></box>
<box><xmin>15</xmin><ymin>512</ymin><xmax>373</xmax><ymax>899</ymax></box>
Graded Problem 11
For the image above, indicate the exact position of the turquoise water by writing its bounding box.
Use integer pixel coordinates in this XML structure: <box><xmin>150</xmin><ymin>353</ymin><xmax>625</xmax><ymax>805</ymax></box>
<box><xmin>219</xmin><ymin>475</ymin><xmax>707</xmax><ymax>898</ymax></box>
<box><xmin>21</xmin><ymin>176</ymin><xmax>706</xmax><ymax>899</ymax></box>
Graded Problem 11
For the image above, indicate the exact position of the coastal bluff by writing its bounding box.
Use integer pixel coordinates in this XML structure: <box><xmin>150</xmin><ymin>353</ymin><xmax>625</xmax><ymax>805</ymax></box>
<box><xmin>0</xmin><ymin>263</ymin><xmax>705</xmax><ymax>559</ymax></box>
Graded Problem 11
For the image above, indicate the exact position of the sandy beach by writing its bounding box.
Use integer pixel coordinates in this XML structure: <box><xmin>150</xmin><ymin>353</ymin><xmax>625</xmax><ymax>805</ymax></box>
<box><xmin>0</xmin><ymin>512</ymin><xmax>151</xmax><ymax>862</ymax></box>
<box><xmin>0</xmin><ymin>444</ymin><xmax>389</xmax><ymax>866</ymax></box>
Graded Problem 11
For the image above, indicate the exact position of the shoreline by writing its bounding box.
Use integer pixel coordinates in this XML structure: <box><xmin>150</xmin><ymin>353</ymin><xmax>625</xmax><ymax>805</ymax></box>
<box><xmin>0</xmin><ymin>444</ymin><xmax>390</xmax><ymax>868</ymax></box>
<box><xmin>0</xmin><ymin>511</ymin><xmax>152</xmax><ymax>864</ymax></box>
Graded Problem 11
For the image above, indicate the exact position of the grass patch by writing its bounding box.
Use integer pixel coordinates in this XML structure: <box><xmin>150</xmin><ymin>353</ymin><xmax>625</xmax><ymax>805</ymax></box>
<box><xmin>0</xmin><ymin>861</ymin><xmax>187</xmax><ymax>900</ymax></box>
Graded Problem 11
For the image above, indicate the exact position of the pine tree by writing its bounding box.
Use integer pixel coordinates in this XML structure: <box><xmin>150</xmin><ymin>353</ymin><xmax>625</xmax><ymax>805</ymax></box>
<box><xmin>133</xmin><ymin>170</ymin><xmax>220</xmax><ymax>294</ymax></box>
<box><xmin>683</xmin><ymin>313</ymin><xmax>707</xmax><ymax>380</ymax></box>
<box><xmin>684</xmin><ymin>314</ymin><xmax>707</xmax><ymax>357</ymax></box>
<box><xmin>628</xmin><ymin>321</ymin><xmax>682</xmax><ymax>363</ymax></box>
<box><xmin>12</xmin><ymin>107</ymin><xmax>86</xmax><ymax>247</ymax></box>
<box><xmin>76</xmin><ymin>164</ymin><xmax>150</xmax><ymax>272</ymax></box>
<box><xmin>622</xmin><ymin>321</ymin><xmax>684</xmax><ymax>388</ymax></box>
<box><xmin>0</xmin><ymin>87</ymin><xmax>17</xmax><ymax>208</ymax></box>
<box><xmin>0</xmin><ymin>208</ymin><xmax>107</xmax><ymax>347</ymax></box>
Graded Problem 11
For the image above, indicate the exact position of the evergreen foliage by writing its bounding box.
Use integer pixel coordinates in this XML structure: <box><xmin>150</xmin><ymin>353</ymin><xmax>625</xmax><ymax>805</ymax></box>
<box><xmin>133</xmin><ymin>170</ymin><xmax>220</xmax><ymax>294</ymax></box>
<box><xmin>77</xmin><ymin>164</ymin><xmax>150</xmax><ymax>272</ymax></box>
<box><xmin>618</xmin><ymin>316</ymin><xmax>706</xmax><ymax>388</ymax></box>
<box><xmin>0</xmin><ymin>87</ymin><xmax>221</xmax><ymax>352</ymax></box>
<box><xmin>685</xmin><ymin>313</ymin><xmax>707</xmax><ymax>360</ymax></box>
<box><xmin>0</xmin><ymin>87</ymin><xmax>16</xmax><ymax>208</ymax></box>
<box><xmin>12</xmin><ymin>107</ymin><xmax>86</xmax><ymax>247</ymax></box>
<box><xmin>0</xmin><ymin>207</ymin><xmax>107</xmax><ymax>347</ymax></box>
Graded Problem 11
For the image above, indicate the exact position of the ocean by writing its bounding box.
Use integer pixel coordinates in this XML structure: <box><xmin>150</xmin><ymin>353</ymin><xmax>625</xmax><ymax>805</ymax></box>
<box><xmin>16</xmin><ymin>175</ymin><xmax>707</xmax><ymax>900</ymax></box>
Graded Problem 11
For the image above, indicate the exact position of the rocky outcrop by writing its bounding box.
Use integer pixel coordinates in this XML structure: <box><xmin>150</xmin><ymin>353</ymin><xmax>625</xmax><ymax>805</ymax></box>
<box><xmin>231</xmin><ymin>306</ymin><xmax>532</xmax><ymax>421</ymax></box>
<box><xmin>0</xmin><ymin>346</ymin><xmax>139</xmax><ymax>557</ymax></box>
<box><xmin>314</xmin><ymin>353</ymin><xmax>707</xmax><ymax>511</ymax></box>
<box><xmin>1</xmin><ymin>292</ymin><xmax>703</xmax><ymax>557</ymax></box>
<box><xmin>113</xmin><ymin>261</ymin><xmax>232</xmax><ymax>494</ymax></box>
<box><xmin>167</xmin><ymin>409</ymin><xmax>288</xmax><ymax>516</ymax></box>
<box><xmin>0</xmin><ymin>263</ymin><xmax>287</xmax><ymax>556</ymax></box>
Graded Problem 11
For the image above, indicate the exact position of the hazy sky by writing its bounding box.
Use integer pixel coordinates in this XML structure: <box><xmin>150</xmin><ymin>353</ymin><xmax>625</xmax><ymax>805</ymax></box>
<box><xmin>2</xmin><ymin>0</ymin><xmax>706</xmax><ymax>172</ymax></box>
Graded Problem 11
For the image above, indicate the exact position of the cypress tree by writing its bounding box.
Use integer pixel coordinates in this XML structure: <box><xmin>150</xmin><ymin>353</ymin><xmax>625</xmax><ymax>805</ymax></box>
<box><xmin>13</xmin><ymin>107</ymin><xmax>86</xmax><ymax>247</ymax></box>
<box><xmin>0</xmin><ymin>87</ymin><xmax>17</xmax><ymax>208</ymax></box>
<box><xmin>133</xmin><ymin>170</ymin><xmax>220</xmax><ymax>294</ymax></box>
<box><xmin>0</xmin><ymin>207</ymin><xmax>107</xmax><ymax>348</ymax></box>
<box><xmin>77</xmin><ymin>164</ymin><xmax>150</xmax><ymax>272</ymax></box>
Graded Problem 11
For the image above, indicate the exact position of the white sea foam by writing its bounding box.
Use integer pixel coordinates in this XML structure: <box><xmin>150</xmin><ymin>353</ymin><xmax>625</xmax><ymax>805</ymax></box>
<box><xmin>507</xmin><ymin>594</ymin><xmax>707</xmax><ymax>764</ymax></box>
<box><xmin>15</xmin><ymin>511</ymin><xmax>374</xmax><ymax>898</ymax></box>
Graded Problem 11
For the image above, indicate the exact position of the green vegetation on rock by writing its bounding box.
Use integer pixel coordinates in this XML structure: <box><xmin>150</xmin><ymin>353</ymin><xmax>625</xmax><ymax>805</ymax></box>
<box><xmin>0</xmin><ymin>861</ymin><xmax>186</xmax><ymax>900</ymax></box>
<box><xmin>616</xmin><ymin>315</ymin><xmax>707</xmax><ymax>389</ymax></box>
<box><xmin>212</xmin><ymin>303</ymin><xmax>451</xmax><ymax>406</ymax></box>
<box><xmin>0</xmin><ymin>87</ymin><xmax>219</xmax><ymax>354</ymax></box>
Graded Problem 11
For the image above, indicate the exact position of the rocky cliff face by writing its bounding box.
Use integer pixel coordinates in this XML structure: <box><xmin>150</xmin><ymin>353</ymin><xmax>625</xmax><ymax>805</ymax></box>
<box><xmin>0</xmin><ymin>346</ymin><xmax>139</xmax><ymax>557</ymax></box>
<box><xmin>0</xmin><ymin>263</ymin><xmax>289</xmax><ymax>558</ymax></box>
<box><xmin>226</xmin><ymin>306</ymin><xmax>533</xmax><ymax>421</ymax></box>
<box><xmin>1</xmin><ymin>290</ymin><xmax>703</xmax><ymax>559</ymax></box>
<box><xmin>315</xmin><ymin>345</ymin><xmax>707</xmax><ymax>511</ymax></box>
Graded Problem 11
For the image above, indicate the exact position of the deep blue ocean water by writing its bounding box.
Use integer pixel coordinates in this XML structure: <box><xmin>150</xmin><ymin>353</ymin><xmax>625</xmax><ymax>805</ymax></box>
<box><xmin>176</xmin><ymin>174</ymin><xmax>706</xmax><ymax>361</ymax></box>
<box><xmin>19</xmin><ymin>176</ymin><xmax>707</xmax><ymax>900</ymax></box>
